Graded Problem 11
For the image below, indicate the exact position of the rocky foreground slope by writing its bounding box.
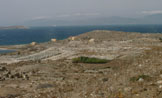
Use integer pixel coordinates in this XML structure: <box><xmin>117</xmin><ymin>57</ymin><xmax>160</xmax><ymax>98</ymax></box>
<box><xmin>1</xmin><ymin>30</ymin><xmax>162</xmax><ymax>98</ymax></box>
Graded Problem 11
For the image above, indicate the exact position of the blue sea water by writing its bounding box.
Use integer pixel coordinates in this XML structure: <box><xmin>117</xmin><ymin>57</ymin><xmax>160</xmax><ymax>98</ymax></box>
<box><xmin>0</xmin><ymin>49</ymin><xmax>15</xmax><ymax>54</ymax></box>
<box><xmin>0</xmin><ymin>24</ymin><xmax>162</xmax><ymax>45</ymax></box>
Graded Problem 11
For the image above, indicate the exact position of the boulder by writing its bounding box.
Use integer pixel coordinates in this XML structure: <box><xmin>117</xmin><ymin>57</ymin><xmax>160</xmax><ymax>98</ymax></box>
<box><xmin>51</xmin><ymin>38</ymin><xmax>57</xmax><ymax>42</ymax></box>
<box><xmin>30</xmin><ymin>42</ymin><xmax>37</xmax><ymax>46</ymax></box>
<box><xmin>71</xmin><ymin>37</ymin><xmax>76</xmax><ymax>41</ymax></box>
<box><xmin>69</xmin><ymin>36</ymin><xmax>76</xmax><ymax>41</ymax></box>
<box><xmin>89</xmin><ymin>38</ymin><xmax>95</xmax><ymax>42</ymax></box>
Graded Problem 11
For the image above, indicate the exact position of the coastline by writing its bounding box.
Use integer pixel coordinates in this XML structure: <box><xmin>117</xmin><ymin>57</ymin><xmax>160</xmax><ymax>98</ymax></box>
<box><xmin>0</xmin><ymin>48</ymin><xmax>10</xmax><ymax>50</ymax></box>
<box><xmin>0</xmin><ymin>48</ymin><xmax>16</xmax><ymax>54</ymax></box>
<box><xmin>0</xmin><ymin>30</ymin><xmax>162</xmax><ymax>97</ymax></box>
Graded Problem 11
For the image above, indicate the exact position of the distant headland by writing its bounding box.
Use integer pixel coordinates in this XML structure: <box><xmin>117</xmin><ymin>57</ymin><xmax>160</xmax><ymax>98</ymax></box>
<box><xmin>0</xmin><ymin>26</ymin><xmax>29</xmax><ymax>30</ymax></box>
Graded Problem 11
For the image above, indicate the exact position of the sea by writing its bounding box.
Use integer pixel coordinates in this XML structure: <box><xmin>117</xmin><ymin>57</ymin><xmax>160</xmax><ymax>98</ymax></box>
<box><xmin>0</xmin><ymin>49</ymin><xmax>15</xmax><ymax>54</ymax></box>
<box><xmin>0</xmin><ymin>24</ymin><xmax>162</xmax><ymax>46</ymax></box>
<box><xmin>1</xmin><ymin>24</ymin><xmax>162</xmax><ymax>54</ymax></box>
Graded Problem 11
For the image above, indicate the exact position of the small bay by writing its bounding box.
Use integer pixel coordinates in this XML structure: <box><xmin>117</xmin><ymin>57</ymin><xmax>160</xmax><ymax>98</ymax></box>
<box><xmin>0</xmin><ymin>49</ymin><xmax>15</xmax><ymax>54</ymax></box>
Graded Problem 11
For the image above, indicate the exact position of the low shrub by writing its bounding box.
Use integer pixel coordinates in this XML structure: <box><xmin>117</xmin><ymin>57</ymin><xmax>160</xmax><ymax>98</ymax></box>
<box><xmin>159</xmin><ymin>38</ymin><xmax>162</xmax><ymax>42</ymax></box>
<box><xmin>72</xmin><ymin>56</ymin><xmax>108</xmax><ymax>64</ymax></box>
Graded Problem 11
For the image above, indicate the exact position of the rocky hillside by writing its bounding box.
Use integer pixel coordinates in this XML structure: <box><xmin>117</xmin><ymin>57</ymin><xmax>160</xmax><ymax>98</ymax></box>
<box><xmin>0</xmin><ymin>30</ymin><xmax>162</xmax><ymax>98</ymax></box>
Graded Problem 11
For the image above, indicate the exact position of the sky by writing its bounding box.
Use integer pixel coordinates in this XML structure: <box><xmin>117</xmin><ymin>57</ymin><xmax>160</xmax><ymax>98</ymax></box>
<box><xmin>0</xmin><ymin>0</ymin><xmax>162</xmax><ymax>26</ymax></box>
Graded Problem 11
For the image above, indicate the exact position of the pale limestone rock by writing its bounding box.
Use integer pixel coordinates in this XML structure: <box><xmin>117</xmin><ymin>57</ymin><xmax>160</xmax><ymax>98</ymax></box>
<box><xmin>71</xmin><ymin>37</ymin><xmax>75</xmax><ymax>41</ymax></box>
<box><xmin>30</xmin><ymin>42</ymin><xmax>37</xmax><ymax>46</ymax></box>
<box><xmin>157</xmin><ymin>80</ymin><xmax>162</xmax><ymax>84</ymax></box>
<box><xmin>89</xmin><ymin>38</ymin><xmax>95</xmax><ymax>42</ymax></box>
<box><xmin>138</xmin><ymin>78</ymin><xmax>144</xmax><ymax>82</ymax></box>
<box><xmin>159</xmin><ymin>85</ymin><xmax>162</xmax><ymax>88</ymax></box>
<box><xmin>69</xmin><ymin>36</ymin><xmax>76</xmax><ymax>41</ymax></box>
<box><xmin>51</xmin><ymin>38</ymin><xmax>57</xmax><ymax>42</ymax></box>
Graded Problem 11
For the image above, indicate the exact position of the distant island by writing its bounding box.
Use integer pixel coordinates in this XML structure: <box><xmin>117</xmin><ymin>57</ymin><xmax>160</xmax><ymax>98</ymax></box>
<box><xmin>0</xmin><ymin>26</ymin><xmax>29</xmax><ymax>30</ymax></box>
<box><xmin>22</xmin><ymin>14</ymin><xmax>162</xmax><ymax>26</ymax></box>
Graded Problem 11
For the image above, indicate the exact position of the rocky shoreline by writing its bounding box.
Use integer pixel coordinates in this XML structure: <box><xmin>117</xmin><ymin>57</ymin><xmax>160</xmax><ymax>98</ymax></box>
<box><xmin>1</xmin><ymin>30</ymin><xmax>162</xmax><ymax>98</ymax></box>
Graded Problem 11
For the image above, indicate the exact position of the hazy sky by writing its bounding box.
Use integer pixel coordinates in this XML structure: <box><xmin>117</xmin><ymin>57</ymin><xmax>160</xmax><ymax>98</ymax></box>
<box><xmin>0</xmin><ymin>0</ymin><xmax>162</xmax><ymax>25</ymax></box>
